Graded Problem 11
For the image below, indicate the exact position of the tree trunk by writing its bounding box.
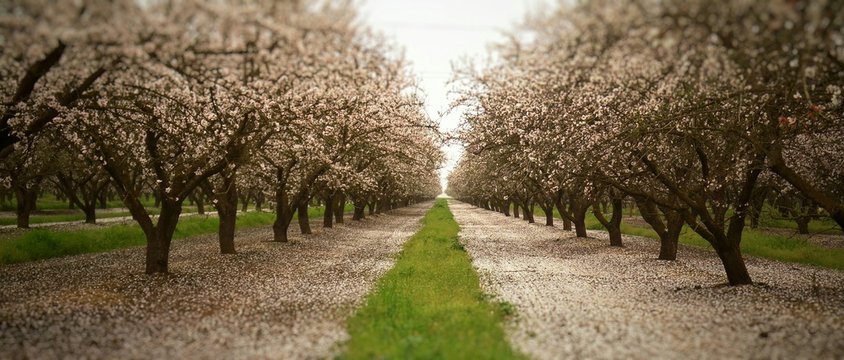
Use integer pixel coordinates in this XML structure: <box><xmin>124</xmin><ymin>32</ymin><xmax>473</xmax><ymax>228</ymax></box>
<box><xmin>748</xmin><ymin>187</ymin><xmax>768</xmax><ymax>229</ymax></box>
<box><xmin>254</xmin><ymin>192</ymin><xmax>264</xmax><ymax>212</ymax></box>
<box><xmin>240</xmin><ymin>193</ymin><xmax>249</xmax><ymax>212</ymax></box>
<box><xmin>194</xmin><ymin>194</ymin><xmax>205</xmax><ymax>215</ymax></box>
<box><xmin>592</xmin><ymin>197</ymin><xmax>623</xmax><ymax>246</ymax></box>
<box><xmin>553</xmin><ymin>194</ymin><xmax>573</xmax><ymax>231</ymax></box>
<box><xmin>608</xmin><ymin>198</ymin><xmax>623</xmax><ymax>247</ymax></box>
<box><xmin>145</xmin><ymin>199</ymin><xmax>183</xmax><ymax>274</ymax></box>
<box><xmin>503</xmin><ymin>200</ymin><xmax>511</xmax><ymax>216</ymax></box>
<box><xmin>272</xmin><ymin>171</ymin><xmax>293</xmax><ymax>243</ymax></box>
<box><xmin>323</xmin><ymin>193</ymin><xmax>335</xmax><ymax>228</ymax></box>
<box><xmin>367</xmin><ymin>200</ymin><xmax>375</xmax><ymax>216</ymax></box>
<box><xmin>658</xmin><ymin>214</ymin><xmax>683</xmax><ymax>261</ymax></box>
<box><xmin>796</xmin><ymin>217</ymin><xmax>810</xmax><ymax>234</ymax></box>
<box><xmin>353</xmin><ymin>200</ymin><xmax>366</xmax><ymax>220</ymax></box>
<box><xmin>14</xmin><ymin>185</ymin><xmax>36</xmax><ymax>229</ymax></box>
<box><xmin>573</xmin><ymin>205</ymin><xmax>588</xmax><ymax>238</ymax></box>
<box><xmin>513</xmin><ymin>202</ymin><xmax>520</xmax><ymax>218</ymax></box>
<box><xmin>334</xmin><ymin>193</ymin><xmax>345</xmax><ymax>224</ymax></box>
<box><xmin>794</xmin><ymin>200</ymin><xmax>816</xmax><ymax>235</ymax></box>
<box><xmin>98</xmin><ymin>192</ymin><xmax>108</xmax><ymax>209</ymax></box>
<box><xmin>524</xmin><ymin>201</ymin><xmax>536</xmax><ymax>224</ymax></box>
<box><xmin>82</xmin><ymin>205</ymin><xmax>96</xmax><ymax>224</ymax></box>
<box><xmin>714</xmin><ymin>241</ymin><xmax>752</xmax><ymax>285</ymax></box>
<box><xmin>297</xmin><ymin>201</ymin><xmax>311</xmax><ymax>234</ymax></box>
<box><xmin>215</xmin><ymin>177</ymin><xmax>238</xmax><ymax>254</ymax></box>
<box><xmin>543</xmin><ymin>206</ymin><xmax>554</xmax><ymax>226</ymax></box>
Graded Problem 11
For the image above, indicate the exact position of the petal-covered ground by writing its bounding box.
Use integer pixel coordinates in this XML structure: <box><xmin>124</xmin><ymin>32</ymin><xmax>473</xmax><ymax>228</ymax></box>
<box><xmin>450</xmin><ymin>200</ymin><xmax>844</xmax><ymax>360</ymax></box>
<box><xmin>0</xmin><ymin>203</ymin><xmax>429</xmax><ymax>359</ymax></box>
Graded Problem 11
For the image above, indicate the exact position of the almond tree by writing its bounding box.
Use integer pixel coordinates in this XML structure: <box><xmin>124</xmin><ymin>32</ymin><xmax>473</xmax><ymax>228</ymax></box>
<box><xmin>449</xmin><ymin>0</ymin><xmax>843</xmax><ymax>285</ymax></box>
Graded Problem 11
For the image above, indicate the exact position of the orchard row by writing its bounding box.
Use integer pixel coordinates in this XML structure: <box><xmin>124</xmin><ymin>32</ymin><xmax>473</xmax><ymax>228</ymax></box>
<box><xmin>0</xmin><ymin>0</ymin><xmax>442</xmax><ymax>273</ymax></box>
<box><xmin>448</xmin><ymin>0</ymin><xmax>843</xmax><ymax>285</ymax></box>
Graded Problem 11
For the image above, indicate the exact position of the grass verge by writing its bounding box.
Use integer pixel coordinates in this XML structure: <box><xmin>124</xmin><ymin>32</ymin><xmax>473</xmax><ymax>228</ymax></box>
<box><xmin>528</xmin><ymin>207</ymin><xmax>843</xmax><ymax>271</ymax></box>
<box><xmin>342</xmin><ymin>199</ymin><xmax>521</xmax><ymax>360</ymax></box>
<box><xmin>0</xmin><ymin>205</ymin><xmax>350</xmax><ymax>265</ymax></box>
<box><xmin>0</xmin><ymin>206</ymin><xmax>200</xmax><ymax>226</ymax></box>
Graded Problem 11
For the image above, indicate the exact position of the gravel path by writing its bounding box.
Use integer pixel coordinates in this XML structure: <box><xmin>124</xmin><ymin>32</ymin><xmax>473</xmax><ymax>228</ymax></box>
<box><xmin>0</xmin><ymin>202</ymin><xmax>430</xmax><ymax>359</ymax></box>
<box><xmin>450</xmin><ymin>200</ymin><xmax>844</xmax><ymax>360</ymax></box>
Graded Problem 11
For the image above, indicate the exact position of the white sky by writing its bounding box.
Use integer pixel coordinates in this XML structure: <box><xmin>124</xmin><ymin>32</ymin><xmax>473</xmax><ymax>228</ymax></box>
<box><xmin>359</xmin><ymin>0</ymin><xmax>555</xmax><ymax>191</ymax></box>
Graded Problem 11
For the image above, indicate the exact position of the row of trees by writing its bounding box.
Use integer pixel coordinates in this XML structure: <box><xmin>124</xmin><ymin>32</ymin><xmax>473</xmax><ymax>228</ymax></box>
<box><xmin>448</xmin><ymin>0</ymin><xmax>843</xmax><ymax>285</ymax></box>
<box><xmin>1</xmin><ymin>0</ymin><xmax>442</xmax><ymax>273</ymax></box>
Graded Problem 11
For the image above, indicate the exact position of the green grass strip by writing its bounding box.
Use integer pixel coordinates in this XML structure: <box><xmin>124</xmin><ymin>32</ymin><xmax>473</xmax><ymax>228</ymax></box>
<box><xmin>528</xmin><ymin>208</ymin><xmax>844</xmax><ymax>271</ymax></box>
<box><xmin>342</xmin><ymin>199</ymin><xmax>522</xmax><ymax>360</ymax></box>
<box><xmin>0</xmin><ymin>205</ymin><xmax>352</xmax><ymax>265</ymax></box>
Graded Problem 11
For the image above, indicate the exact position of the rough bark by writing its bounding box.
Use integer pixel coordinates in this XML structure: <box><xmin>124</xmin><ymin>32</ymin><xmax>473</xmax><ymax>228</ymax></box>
<box><xmin>14</xmin><ymin>185</ymin><xmax>37</xmax><ymax>229</ymax></box>
<box><xmin>542</xmin><ymin>205</ymin><xmax>554</xmax><ymax>226</ymax></box>
<box><xmin>297</xmin><ymin>201</ymin><xmax>311</xmax><ymax>234</ymax></box>
<box><xmin>216</xmin><ymin>176</ymin><xmax>239</xmax><ymax>254</ymax></box>
<box><xmin>240</xmin><ymin>192</ymin><xmax>249</xmax><ymax>212</ymax></box>
<box><xmin>636</xmin><ymin>197</ymin><xmax>683</xmax><ymax>261</ymax></box>
<box><xmin>334</xmin><ymin>193</ymin><xmax>345</xmax><ymax>224</ymax></box>
<box><xmin>639</xmin><ymin>151</ymin><xmax>759</xmax><ymax>285</ymax></box>
<box><xmin>190</xmin><ymin>192</ymin><xmax>205</xmax><ymax>215</ymax></box>
<box><xmin>143</xmin><ymin>199</ymin><xmax>183</xmax><ymax>274</ymax></box>
<box><xmin>748</xmin><ymin>187</ymin><xmax>769</xmax><ymax>229</ymax></box>
<box><xmin>254</xmin><ymin>192</ymin><xmax>264</xmax><ymax>212</ymax></box>
<box><xmin>553</xmin><ymin>191</ymin><xmax>575</xmax><ymax>231</ymax></box>
<box><xmin>272</xmin><ymin>170</ymin><xmax>293</xmax><ymax>243</ymax></box>
<box><xmin>323</xmin><ymin>193</ymin><xmax>335</xmax><ymax>228</ymax></box>
<box><xmin>352</xmin><ymin>199</ymin><xmax>366</xmax><ymax>220</ymax></box>
<box><xmin>573</xmin><ymin>204</ymin><xmax>588</xmax><ymax>238</ymax></box>
<box><xmin>83</xmin><ymin>206</ymin><xmax>96</xmax><ymax>224</ymax></box>
<box><xmin>593</xmin><ymin>197</ymin><xmax>623</xmax><ymax>247</ymax></box>
<box><xmin>715</xmin><ymin>241</ymin><xmax>752</xmax><ymax>285</ymax></box>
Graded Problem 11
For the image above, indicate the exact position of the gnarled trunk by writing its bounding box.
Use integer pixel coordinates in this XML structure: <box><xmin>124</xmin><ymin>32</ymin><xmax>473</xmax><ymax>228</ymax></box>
<box><xmin>98</xmin><ymin>192</ymin><xmax>108</xmax><ymax>209</ymax></box>
<box><xmin>636</xmin><ymin>197</ymin><xmax>682</xmax><ymax>260</ymax></box>
<box><xmin>144</xmin><ymin>199</ymin><xmax>183</xmax><ymax>274</ymax></box>
<box><xmin>272</xmin><ymin>171</ymin><xmax>293</xmax><ymax>243</ymax></box>
<box><xmin>352</xmin><ymin>199</ymin><xmax>366</xmax><ymax>220</ymax></box>
<box><xmin>367</xmin><ymin>200</ymin><xmax>376</xmax><ymax>215</ymax></box>
<box><xmin>714</xmin><ymin>241</ymin><xmax>752</xmax><ymax>285</ymax></box>
<box><xmin>573</xmin><ymin>205</ymin><xmax>588</xmax><ymax>238</ymax></box>
<box><xmin>14</xmin><ymin>185</ymin><xmax>37</xmax><ymax>229</ymax></box>
<box><xmin>254</xmin><ymin>192</ymin><xmax>264</xmax><ymax>212</ymax></box>
<box><xmin>215</xmin><ymin>177</ymin><xmax>238</xmax><ymax>254</ymax></box>
<box><xmin>658</xmin><ymin>214</ymin><xmax>683</xmax><ymax>260</ymax></box>
<box><xmin>193</xmin><ymin>193</ymin><xmax>205</xmax><ymax>215</ymax></box>
<box><xmin>297</xmin><ymin>201</ymin><xmax>311</xmax><ymax>234</ymax></box>
<box><xmin>82</xmin><ymin>206</ymin><xmax>96</xmax><ymax>224</ymax></box>
<box><xmin>523</xmin><ymin>201</ymin><xmax>534</xmax><ymax>223</ymax></box>
<box><xmin>323</xmin><ymin>193</ymin><xmax>335</xmax><ymax>228</ymax></box>
<box><xmin>593</xmin><ymin>197</ymin><xmax>623</xmax><ymax>247</ymax></box>
<box><xmin>334</xmin><ymin>193</ymin><xmax>345</xmax><ymax>224</ymax></box>
<box><xmin>542</xmin><ymin>205</ymin><xmax>554</xmax><ymax>226</ymax></box>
